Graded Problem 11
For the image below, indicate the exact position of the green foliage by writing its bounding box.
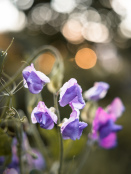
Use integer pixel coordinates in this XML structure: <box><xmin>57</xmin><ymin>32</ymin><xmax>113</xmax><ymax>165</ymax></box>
<box><xmin>39</xmin><ymin>127</ymin><xmax>87</xmax><ymax>160</ymax></box>
<box><xmin>0</xmin><ymin>128</ymin><xmax>12</xmax><ymax>156</ymax></box>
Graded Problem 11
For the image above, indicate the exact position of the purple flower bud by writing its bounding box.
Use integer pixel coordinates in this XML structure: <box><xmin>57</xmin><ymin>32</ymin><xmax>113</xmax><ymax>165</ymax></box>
<box><xmin>31</xmin><ymin>101</ymin><xmax>57</xmax><ymax>129</ymax></box>
<box><xmin>22</xmin><ymin>63</ymin><xmax>50</xmax><ymax>94</ymax></box>
<box><xmin>89</xmin><ymin>107</ymin><xmax>122</xmax><ymax>149</ymax></box>
<box><xmin>84</xmin><ymin>82</ymin><xmax>109</xmax><ymax>101</ymax></box>
<box><xmin>59</xmin><ymin>78</ymin><xmax>85</xmax><ymax>109</ymax></box>
<box><xmin>106</xmin><ymin>97</ymin><xmax>125</xmax><ymax>118</ymax></box>
<box><xmin>61</xmin><ymin>109</ymin><xmax>87</xmax><ymax>140</ymax></box>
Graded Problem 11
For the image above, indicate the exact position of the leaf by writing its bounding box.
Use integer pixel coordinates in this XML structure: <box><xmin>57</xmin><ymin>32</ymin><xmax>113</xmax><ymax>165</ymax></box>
<box><xmin>29</xmin><ymin>169</ymin><xmax>43</xmax><ymax>174</ymax></box>
<box><xmin>39</xmin><ymin>127</ymin><xmax>59</xmax><ymax>159</ymax></box>
<box><xmin>63</xmin><ymin>135</ymin><xmax>87</xmax><ymax>159</ymax></box>
<box><xmin>39</xmin><ymin>127</ymin><xmax>87</xmax><ymax>160</ymax></box>
<box><xmin>0</xmin><ymin>128</ymin><xmax>12</xmax><ymax>156</ymax></box>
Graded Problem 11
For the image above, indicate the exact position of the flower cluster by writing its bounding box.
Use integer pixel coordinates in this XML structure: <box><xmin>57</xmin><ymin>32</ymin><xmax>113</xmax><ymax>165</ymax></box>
<box><xmin>22</xmin><ymin>64</ymin><xmax>124</xmax><ymax>147</ymax></box>
<box><xmin>86</xmin><ymin>82</ymin><xmax>125</xmax><ymax>149</ymax></box>
<box><xmin>22</xmin><ymin>64</ymin><xmax>87</xmax><ymax>140</ymax></box>
<box><xmin>59</xmin><ymin>78</ymin><xmax>87</xmax><ymax>140</ymax></box>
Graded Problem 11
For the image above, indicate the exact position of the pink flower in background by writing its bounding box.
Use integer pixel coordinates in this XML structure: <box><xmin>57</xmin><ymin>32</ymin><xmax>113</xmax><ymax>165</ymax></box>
<box><xmin>106</xmin><ymin>97</ymin><xmax>125</xmax><ymax>119</ymax></box>
<box><xmin>89</xmin><ymin>107</ymin><xmax>123</xmax><ymax>149</ymax></box>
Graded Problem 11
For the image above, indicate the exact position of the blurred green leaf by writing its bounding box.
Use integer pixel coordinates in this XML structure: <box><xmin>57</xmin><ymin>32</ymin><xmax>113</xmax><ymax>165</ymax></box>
<box><xmin>39</xmin><ymin>127</ymin><xmax>59</xmax><ymax>159</ymax></box>
<box><xmin>29</xmin><ymin>169</ymin><xmax>43</xmax><ymax>174</ymax></box>
<box><xmin>39</xmin><ymin>127</ymin><xmax>87</xmax><ymax>160</ymax></box>
<box><xmin>0</xmin><ymin>128</ymin><xmax>12</xmax><ymax>156</ymax></box>
<box><xmin>63</xmin><ymin>135</ymin><xmax>87</xmax><ymax>159</ymax></box>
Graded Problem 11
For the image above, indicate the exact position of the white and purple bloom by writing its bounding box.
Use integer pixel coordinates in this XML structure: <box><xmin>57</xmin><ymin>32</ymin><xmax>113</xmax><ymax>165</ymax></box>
<box><xmin>31</xmin><ymin>101</ymin><xmax>57</xmax><ymax>129</ymax></box>
<box><xmin>22</xmin><ymin>63</ymin><xmax>50</xmax><ymax>94</ymax></box>
<box><xmin>89</xmin><ymin>107</ymin><xmax>122</xmax><ymax>149</ymax></box>
<box><xmin>59</xmin><ymin>78</ymin><xmax>85</xmax><ymax>109</ymax></box>
<box><xmin>61</xmin><ymin>109</ymin><xmax>87</xmax><ymax>140</ymax></box>
<box><xmin>83</xmin><ymin>82</ymin><xmax>109</xmax><ymax>101</ymax></box>
<box><xmin>106</xmin><ymin>97</ymin><xmax>125</xmax><ymax>119</ymax></box>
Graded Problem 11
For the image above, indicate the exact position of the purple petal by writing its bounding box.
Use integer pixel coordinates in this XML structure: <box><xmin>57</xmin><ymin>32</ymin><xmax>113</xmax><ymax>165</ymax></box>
<box><xmin>84</xmin><ymin>82</ymin><xmax>109</xmax><ymax>101</ymax></box>
<box><xmin>26</xmin><ymin>71</ymin><xmax>45</xmax><ymax>94</ymax></box>
<box><xmin>99</xmin><ymin>133</ymin><xmax>117</xmax><ymax>149</ymax></box>
<box><xmin>31</xmin><ymin>101</ymin><xmax>57</xmax><ymax>130</ymax></box>
<box><xmin>61</xmin><ymin>118</ymin><xmax>79</xmax><ymax>140</ymax></box>
<box><xmin>22</xmin><ymin>63</ymin><xmax>50</xmax><ymax>94</ymax></box>
<box><xmin>78</xmin><ymin>122</ymin><xmax>88</xmax><ymax>139</ymax></box>
<box><xmin>99</xmin><ymin>120</ymin><xmax>122</xmax><ymax>139</ymax></box>
<box><xmin>107</xmin><ymin>97</ymin><xmax>125</xmax><ymax>118</ymax></box>
<box><xmin>59</xmin><ymin>85</ymin><xmax>78</xmax><ymax>107</ymax></box>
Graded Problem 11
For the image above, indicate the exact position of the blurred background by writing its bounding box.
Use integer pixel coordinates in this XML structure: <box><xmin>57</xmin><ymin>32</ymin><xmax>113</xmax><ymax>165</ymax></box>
<box><xmin>0</xmin><ymin>0</ymin><xmax>131</xmax><ymax>173</ymax></box>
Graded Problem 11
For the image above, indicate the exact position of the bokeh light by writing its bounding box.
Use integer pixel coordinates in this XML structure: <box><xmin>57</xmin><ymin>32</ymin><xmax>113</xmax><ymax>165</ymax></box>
<box><xmin>62</xmin><ymin>19</ymin><xmax>84</xmax><ymax>44</ymax></box>
<box><xmin>14</xmin><ymin>0</ymin><xmax>34</xmax><ymax>10</ymax></box>
<box><xmin>51</xmin><ymin>0</ymin><xmax>77</xmax><ymax>13</ymax></box>
<box><xmin>75</xmin><ymin>48</ymin><xmax>97</xmax><ymax>69</ymax></box>
<box><xmin>35</xmin><ymin>52</ymin><xmax>55</xmax><ymax>75</ymax></box>
<box><xmin>82</xmin><ymin>22</ymin><xmax>109</xmax><ymax>43</ymax></box>
<box><xmin>0</xmin><ymin>0</ymin><xmax>26</xmax><ymax>32</ymax></box>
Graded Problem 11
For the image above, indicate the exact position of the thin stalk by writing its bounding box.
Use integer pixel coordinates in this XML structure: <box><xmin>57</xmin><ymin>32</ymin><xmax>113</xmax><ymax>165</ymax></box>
<box><xmin>74</xmin><ymin>145</ymin><xmax>91</xmax><ymax>174</ymax></box>
<box><xmin>27</xmin><ymin>110</ymin><xmax>52</xmax><ymax>170</ymax></box>
<box><xmin>15</xmin><ymin>123</ymin><xmax>23</xmax><ymax>174</ymax></box>
<box><xmin>0</xmin><ymin>45</ymin><xmax>63</xmax><ymax>93</ymax></box>
<box><xmin>53</xmin><ymin>93</ymin><xmax>63</xmax><ymax>174</ymax></box>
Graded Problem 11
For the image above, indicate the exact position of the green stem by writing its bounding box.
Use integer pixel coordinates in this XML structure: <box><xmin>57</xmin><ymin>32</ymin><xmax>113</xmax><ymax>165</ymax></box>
<box><xmin>0</xmin><ymin>45</ymin><xmax>63</xmax><ymax>93</ymax></box>
<box><xmin>54</xmin><ymin>93</ymin><xmax>63</xmax><ymax>174</ymax></box>
<box><xmin>74</xmin><ymin>145</ymin><xmax>91</xmax><ymax>174</ymax></box>
<box><xmin>16</xmin><ymin>123</ymin><xmax>23</xmax><ymax>174</ymax></box>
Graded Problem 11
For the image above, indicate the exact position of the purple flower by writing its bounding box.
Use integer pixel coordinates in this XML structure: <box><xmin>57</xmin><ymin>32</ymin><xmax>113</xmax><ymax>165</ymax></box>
<box><xmin>22</xmin><ymin>63</ymin><xmax>50</xmax><ymax>94</ymax></box>
<box><xmin>106</xmin><ymin>97</ymin><xmax>125</xmax><ymax>119</ymax></box>
<box><xmin>31</xmin><ymin>101</ymin><xmax>57</xmax><ymax>129</ymax></box>
<box><xmin>89</xmin><ymin>107</ymin><xmax>122</xmax><ymax>149</ymax></box>
<box><xmin>83</xmin><ymin>82</ymin><xmax>109</xmax><ymax>101</ymax></box>
<box><xmin>61</xmin><ymin>109</ymin><xmax>87</xmax><ymax>140</ymax></box>
<box><xmin>59</xmin><ymin>78</ymin><xmax>85</xmax><ymax>109</ymax></box>
<box><xmin>26</xmin><ymin>148</ymin><xmax>46</xmax><ymax>170</ymax></box>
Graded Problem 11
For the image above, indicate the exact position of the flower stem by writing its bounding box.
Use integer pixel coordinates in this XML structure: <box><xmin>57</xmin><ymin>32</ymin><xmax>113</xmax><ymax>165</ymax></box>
<box><xmin>74</xmin><ymin>145</ymin><xmax>91</xmax><ymax>174</ymax></box>
<box><xmin>54</xmin><ymin>93</ymin><xmax>63</xmax><ymax>174</ymax></box>
<box><xmin>0</xmin><ymin>45</ymin><xmax>63</xmax><ymax>93</ymax></box>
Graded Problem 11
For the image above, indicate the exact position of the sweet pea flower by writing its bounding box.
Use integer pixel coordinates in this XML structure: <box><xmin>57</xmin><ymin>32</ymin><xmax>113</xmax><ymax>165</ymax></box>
<box><xmin>31</xmin><ymin>101</ymin><xmax>57</xmax><ymax>129</ymax></box>
<box><xmin>59</xmin><ymin>78</ymin><xmax>85</xmax><ymax>109</ymax></box>
<box><xmin>106</xmin><ymin>97</ymin><xmax>125</xmax><ymax>119</ymax></box>
<box><xmin>22</xmin><ymin>63</ymin><xmax>50</xmax><ymax>94</ymax></box>
<box><xmin>83</xmin><ymin>82</ymin><xmax>109</xmax><ymax>101</ymax></box>
<box><xmin>89</xmin><ymin>107</ymin><xmax>122</xmax><ymax>149</ymax></box>
<box><xmin>61</xmin><ymin>109</ymin><xmax>87</xmax><ymax>140</ymax></box>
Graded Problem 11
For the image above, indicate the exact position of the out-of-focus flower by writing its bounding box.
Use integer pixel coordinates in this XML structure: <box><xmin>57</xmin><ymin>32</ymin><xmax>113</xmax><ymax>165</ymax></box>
<box><xmin>22</xmin><ymin>63</ymin><xmax>50</xmax><ymax>94</ymax></box>
<box><xmin>89</xmin><ymin>107</ymin><xmax>122</xmax><ymax>149</ymax></box>
<box><xmin>60</xmin><ymin>109</ymin><xmax>87</xmax><ymax>140</ymax></box>
<box><xmin>31</xmin><ymin>101</ymin><xmax>57</xmax><ymax>129</ymax></box>
<box><xmin>3</xmin><ymin>168</ymin><xmax>18</xmax><ymax>174</ymax></box>
<box><xmin>106</xmin><ymin>97</ymin><xmax>125</xmax><ymax>119</ymax></box>
<box><xmin>59</xmin><ymin>78</ymin><xmax>85</xmax><ymax>109</ymax></box>
<box><xmin>83</xmin><ymin>82</ymin><xmax>109</xmax><ymax>101</ymax></box>
<box><xmin>27</xmin><ymin>148</ymin><xmax>46</xmax><ymax>170</ymax></box>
